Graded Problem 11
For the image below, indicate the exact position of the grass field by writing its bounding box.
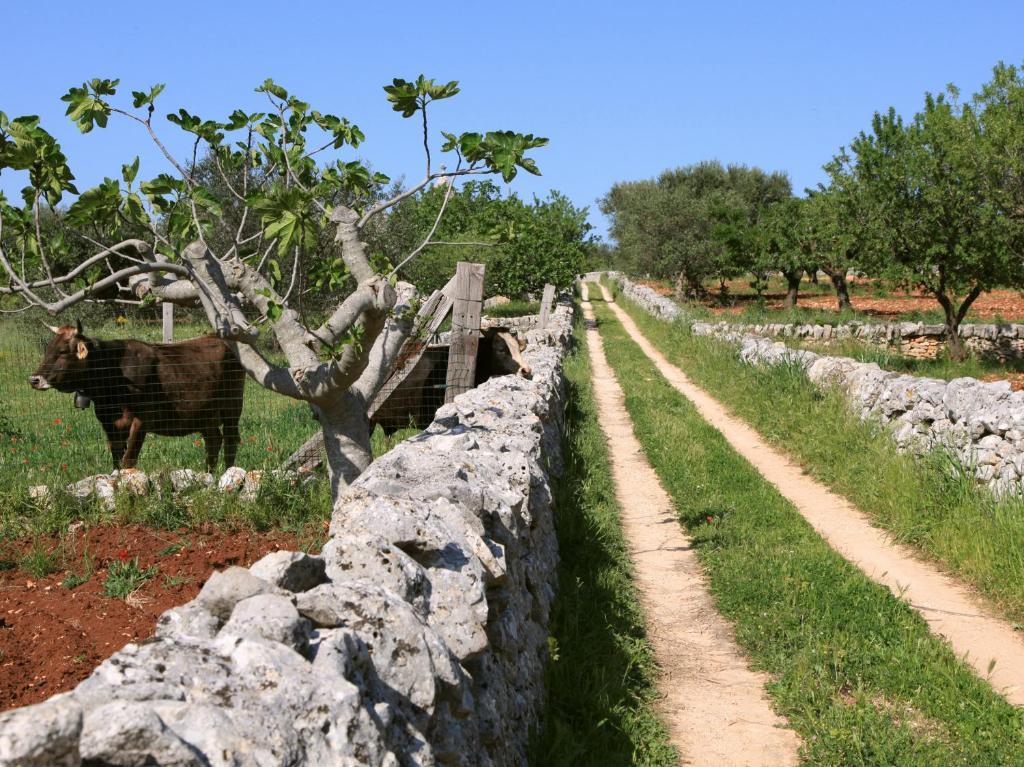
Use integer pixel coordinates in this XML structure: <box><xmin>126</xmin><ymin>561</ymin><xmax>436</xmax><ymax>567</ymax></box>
<box><xmin>590</xmin><ymin>295</ymin><xmax>1024</xmax><ymax>765</ymax></box>
<box><xmin>531</xmin><ymin>311</ymin><xmax>676</xmax><ymax>766</ymax></box>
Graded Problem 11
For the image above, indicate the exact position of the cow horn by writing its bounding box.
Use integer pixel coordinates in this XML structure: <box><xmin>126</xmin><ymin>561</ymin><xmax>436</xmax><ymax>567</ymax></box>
<box><xmin>40</xmin><ymin>320</ymin><xmax>60</xmax><ymax>334</ymax></box>
<box><xmin>76</xmin><ymin>319</ymin><xmax>84</xmax><ymax>336</ymax></box>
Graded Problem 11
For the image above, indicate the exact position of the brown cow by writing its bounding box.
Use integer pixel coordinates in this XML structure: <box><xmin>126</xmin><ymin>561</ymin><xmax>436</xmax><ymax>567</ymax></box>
<box><xmin>29</xmin><ymin>322</ymin><xmax>245</xmax><ymax>472</ymax></box>
<box><xmin>372</xmin><ymin>327</ymin><xmax>532</xmax><ymax>435</ymax></box>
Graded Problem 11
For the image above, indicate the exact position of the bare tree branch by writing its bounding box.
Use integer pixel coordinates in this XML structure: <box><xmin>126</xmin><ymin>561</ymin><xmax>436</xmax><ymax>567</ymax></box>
<box><xmin>356</xmin><ymin>167</ymin><xmax>489</xmax><ymax>228</ymax></box>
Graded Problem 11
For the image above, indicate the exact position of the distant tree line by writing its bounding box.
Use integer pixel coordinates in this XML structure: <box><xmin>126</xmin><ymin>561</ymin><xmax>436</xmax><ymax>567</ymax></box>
<box><xmin>601</xmin><ymin>61</ymin><xmax>1024</xmax><ymax>360</ymax></box>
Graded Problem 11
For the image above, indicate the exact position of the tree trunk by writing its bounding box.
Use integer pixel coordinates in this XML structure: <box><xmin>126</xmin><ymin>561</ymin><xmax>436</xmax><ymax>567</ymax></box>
<box><xmin>935</xmin><ymin>286</ymin><xmax>982</xmax><ymax>363</ymax></box>
<box><xmin>826</xmin><ymin>270</ymin><xmax>852</xmax><ymax>311</ymax></box>
<box><xmin>783</xmin><ymin>270</ymin><xmax>801</xmax><ymax>310</ymax></box>
<box><xmin>313</xmin><ymin>390</ymin><xmax>373</xmax><ymax>501</ymax></box>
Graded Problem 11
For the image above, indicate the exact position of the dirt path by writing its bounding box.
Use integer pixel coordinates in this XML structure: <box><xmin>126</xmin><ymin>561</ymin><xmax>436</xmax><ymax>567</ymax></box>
<box><xmin>580</xmin><ymin>285</ymin><xmax>801</xmax><ymax>766</ymax></box>
<box><xmin>596</xmin><ymin>281</ymin><xmax>1024</xmax><ymax>706</ymax></box>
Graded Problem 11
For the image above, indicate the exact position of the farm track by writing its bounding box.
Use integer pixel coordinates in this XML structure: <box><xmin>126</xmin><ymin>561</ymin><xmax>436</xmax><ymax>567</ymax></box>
<box><xmin>595</xmin><ymin>281</ymin><xmax>1024</xmax><ymax>707</ymax></box>
<box><xmin>579</xmin><ymin>284</ymin><xmax>801</xmax><ymax>766</ymax></box>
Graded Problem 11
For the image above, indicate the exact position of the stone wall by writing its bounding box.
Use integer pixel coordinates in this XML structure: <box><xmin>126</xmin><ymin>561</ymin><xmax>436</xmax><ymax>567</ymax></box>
<box><xmin>693</xmin><ymin>323</ymin><xmax>1024</xmax><ymax>495</ymax></box>
<box><xmin>695</xmin><ymin>319</ymin><xmax>1024</xmax><ymax>361</ymax></box>
<box><xmin>0</xmin><ymin>302</ymin><xmax>575</xmax><ymax>767</ymax></box>
<box><xmin>593</xmin><ymin>272</ymin><xmax>685</xmax><ymax>322</ymax></box>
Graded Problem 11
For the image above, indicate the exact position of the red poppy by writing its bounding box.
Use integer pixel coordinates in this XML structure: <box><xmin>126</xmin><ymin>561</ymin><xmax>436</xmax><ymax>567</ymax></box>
<box><xmin>53</xmin><ymin>418</ymin><xmax>62</xmax><ymax>426</ymax></box>
<box><xmin>705</xmin><ymin>515</ymin><xmax>714</xmax><ymax>524</ymax></box>
<box><xmin>117</xmin><ymin>549</ymin><xmax>130</xmax><ymax>562</ymax></box>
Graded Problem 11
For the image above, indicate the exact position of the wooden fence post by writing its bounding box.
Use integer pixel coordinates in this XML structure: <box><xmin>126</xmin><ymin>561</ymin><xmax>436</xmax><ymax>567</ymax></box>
<box><xmin>445</xmin><ymin>262</ymin><xmax>485</xmax><ymax>403</ymax></box>
<box><xmin>162</xmin><ymin>302</ymin><xmax>174</xmax><ymax>343</ymax></box>
<box><xmin>538</xmin><ymin>283</ymin><xmax>556</xmax><ymax>329</ymax></box>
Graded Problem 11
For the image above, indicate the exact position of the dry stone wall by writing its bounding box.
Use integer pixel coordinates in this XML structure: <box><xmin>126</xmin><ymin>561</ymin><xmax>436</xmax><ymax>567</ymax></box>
<box><xmin>693</xmin><ymin>323</ymin><xmax>1024</xmax><ymax>495</ymax></box>
<box><xmin>0</xmin><ymin>301</ymin><xmax>575</xmax><ymax>767</ymax></box>
<box><xmin>696</xmin><ymin>319</ymin><xmax>1024</xmax><ymax>361</ymax></box>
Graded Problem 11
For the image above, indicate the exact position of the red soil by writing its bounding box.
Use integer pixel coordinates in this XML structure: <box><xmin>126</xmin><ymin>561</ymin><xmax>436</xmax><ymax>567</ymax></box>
<box><xmin>703</xmin><ymin>286</ymin><xmax>1024</xmax><ymax>321</ymax></box>
<box><xmin>0</xmin><ymin>524</ymin><xmax>311</xmax><ymax>711</ymax></box>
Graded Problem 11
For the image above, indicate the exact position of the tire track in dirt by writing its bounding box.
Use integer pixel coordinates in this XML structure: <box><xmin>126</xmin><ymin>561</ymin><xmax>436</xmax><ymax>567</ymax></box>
<box><xmin>580</xmin><ymin>284</ymin><xmax>801</xmax><ymax>766</ymax></box>
<box><xmin>596</xmin><ymin>281</ymin><xmax>1024</xmax><ymax>706</ymax></box>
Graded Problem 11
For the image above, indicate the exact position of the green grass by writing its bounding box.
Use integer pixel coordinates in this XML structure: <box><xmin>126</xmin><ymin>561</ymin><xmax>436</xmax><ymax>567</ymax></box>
<box><xmin>607</xmin><ymin>290</ymin><xmax>1024</xmax><ymax>626</ymax></box>
<box><xmin>103</xmin><ymin>556</ymin><xmax>158</xmax><ymax>599</ymax></box>
<box><xmin>590</xmin><ymin>297</ymin><xmax>1024</xmax><ymax>765</ymax></box>
<box><xmin>530</xmin><ymin>311</ymin><xmax>676</xmax><ymax>767</ymax></box>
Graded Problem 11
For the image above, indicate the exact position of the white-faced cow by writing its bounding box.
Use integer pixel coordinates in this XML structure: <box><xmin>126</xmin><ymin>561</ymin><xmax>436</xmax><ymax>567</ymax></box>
<box><xmin>29</xmin><ymin>322</ymin><xmax>245</xmax><ymax>472</ymax></box>
<box><xmin>372</xmin><ymin>326</ymin><xmax>532</xmax><ymax>435</ymax></box>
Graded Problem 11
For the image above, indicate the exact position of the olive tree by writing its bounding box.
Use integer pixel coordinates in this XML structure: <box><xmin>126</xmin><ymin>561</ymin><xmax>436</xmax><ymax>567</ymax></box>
<box><xmin>0</xmin><ymin>76</ymin><xmax>546</xmax><ymax>500</ymax></box>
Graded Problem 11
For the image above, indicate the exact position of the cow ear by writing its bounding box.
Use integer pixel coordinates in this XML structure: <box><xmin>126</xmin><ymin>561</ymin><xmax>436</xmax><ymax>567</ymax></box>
<box><xmin>518</xmin><ymin>338</ymin><xmax>527</xmax><ymax>351</ymax></box>
<box><xmin>76</xmin><ymin>340</ymin><xmax>89</xmax><ymax>360</ymax></box>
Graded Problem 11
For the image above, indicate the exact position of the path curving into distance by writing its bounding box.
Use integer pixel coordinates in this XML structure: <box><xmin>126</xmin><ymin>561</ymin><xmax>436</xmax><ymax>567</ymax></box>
<box><xmin>595</xmin><ymin>281</ymin><xmax>1024</xmax><ymax>707</ymax></box>
<box><xmin>580</xmin><ymin>284</ymin><xmax>801</xmax><ymax>766</ymax></box>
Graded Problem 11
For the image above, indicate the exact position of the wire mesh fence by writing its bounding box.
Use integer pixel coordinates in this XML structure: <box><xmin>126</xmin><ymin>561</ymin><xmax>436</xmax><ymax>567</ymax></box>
<box><xmin>0</xmin><ymin>315</ymin><xmax>482</xmax><ymax>496</ymax></box>
<box><xmin>0</xmin><ymin>311</ymin><xmax>317</xmax><ymax>497</ymax></box>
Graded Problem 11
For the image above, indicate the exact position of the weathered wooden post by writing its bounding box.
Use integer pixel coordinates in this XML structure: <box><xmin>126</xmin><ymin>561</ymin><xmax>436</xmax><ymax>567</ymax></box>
<box><xmin>162</xmin><ymin>302</ymin><xmax>174</xmax><ymax>343</ymax></box>
<box><xmin>445</xmin><ymin>261</ymin><xmax>485</xmax><ymax>403</ymax></box>
<box><xmin>538</xmin><ymin>283</ymin><xmax>556</xmax><ymax>330</ymax></box>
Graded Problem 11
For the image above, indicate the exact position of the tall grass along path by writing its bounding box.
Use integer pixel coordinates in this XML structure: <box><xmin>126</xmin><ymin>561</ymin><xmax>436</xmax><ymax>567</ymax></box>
<box><xmin>592</xmin><ymin>281</ymin><xmax>1024</xmax><ymax>706</ymax></box>
<box><xmin>579</xmin><ymin>284</ymin><xmax>800</xmax><ymax>765</ymax></box>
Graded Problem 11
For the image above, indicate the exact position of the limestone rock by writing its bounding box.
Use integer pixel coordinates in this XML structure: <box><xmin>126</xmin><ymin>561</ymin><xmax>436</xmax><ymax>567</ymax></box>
<box><xmin>0</xmin><ymin>693</ymin><xmax>81</xmax><ymax>767</ymax></box>
<box><xmin>195</xmin><ymin>566</ymin><xmax>285</xmax><ymax>621</ymax></box>
<box><xmin>249</xmin><ymin>550</ymin><xmax>327</xmax><ymax>593</ymax></box>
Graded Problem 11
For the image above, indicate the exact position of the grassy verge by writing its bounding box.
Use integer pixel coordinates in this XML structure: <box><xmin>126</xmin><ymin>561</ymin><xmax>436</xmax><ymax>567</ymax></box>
<box><xmin>590</xmin><ymin>299</ymin><xmax>1024</xmax><ymax>765</ymax></box>
<box><xmin>605</xmin><ymin>289</ymin><xmax>1024</xmax><ymax>625</ymax></box>
<box><xmin>531</xmin><ymin>312</ymin><xmax>676</xmax><ymax>767</ymax></box>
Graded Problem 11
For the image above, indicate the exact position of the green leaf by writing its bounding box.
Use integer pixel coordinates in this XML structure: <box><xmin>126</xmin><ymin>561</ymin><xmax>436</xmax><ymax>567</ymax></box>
<box><xmin>121</xmin><ymin>156</ymin><xmax>140</xmax><ymax>185</ymax></box>
<box><xmin>256</xmin><ymin>79</ymin><xmax>289</xmax><ymax>101</ymax></box>
<box><xmin>131</xmin><ymin>83</ymin><xmax>165</xmax><ymax>109</ymax></box>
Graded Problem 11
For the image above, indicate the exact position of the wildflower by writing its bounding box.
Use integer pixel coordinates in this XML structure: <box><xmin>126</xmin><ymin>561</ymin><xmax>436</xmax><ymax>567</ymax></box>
<box><xmin>705</xmin><ymin>515</ymin><xmax>714</xmax><ymax>524</ymax></box>
<box><xmin>117</xmin><ymin>549</ymin><xmax>130</xmax><ymax>562</ymax></box>
<box><xmin>193</xmin><ymin>439</ymin><xmax>202</xmax><ymax>447</ymax></box>
<box><xmin>53</xmin><ymin>418</ymin><xmax>61</xmax><ymax>426</ymax></box>
<box><xmin>60</xmin><ymin>463</ymin><xmax>68</xmax><ymax>471</ymax></box>
<box><xmin>266</xmin><ymin>445</ymin><xmax>274</xmax><ymax>452</ymax></box>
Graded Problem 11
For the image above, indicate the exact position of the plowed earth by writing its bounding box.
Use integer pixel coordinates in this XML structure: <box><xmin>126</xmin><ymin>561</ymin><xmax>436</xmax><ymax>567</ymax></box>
<box><xmin>0</xmin><ymin>524</ymin><xmax>307</xmax><ymax>710</ymax></box>
<box><xmin>634</xmin><ymin>279</ymin><xmax>1024</xmax><ymax>321</ymax></box>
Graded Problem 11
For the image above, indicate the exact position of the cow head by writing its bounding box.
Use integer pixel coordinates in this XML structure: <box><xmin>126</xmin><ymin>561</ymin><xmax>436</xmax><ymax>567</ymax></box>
<box><xmin>29</xmin><ymin>321</ymin><xmax>93</xmax><ymax>392</ymax></box>
<box><xmin>486</xmin><ymin>328</ymin><xmax>532</xmax><ymax>380</ymax></box>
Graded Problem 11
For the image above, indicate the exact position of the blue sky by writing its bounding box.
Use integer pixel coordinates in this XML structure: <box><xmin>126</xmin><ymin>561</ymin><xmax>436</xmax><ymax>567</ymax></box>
<box><xmin>2</xmin><ymin>1</ymin><xmax>1022</xmax><ymax>238</ymax></box>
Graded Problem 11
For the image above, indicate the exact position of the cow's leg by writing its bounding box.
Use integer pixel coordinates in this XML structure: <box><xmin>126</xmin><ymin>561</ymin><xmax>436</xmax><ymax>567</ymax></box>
<box><xmin>98</xmin><ymin>416</ymin><xmax>127</xmax><ymax>471</ymax></box>
<box><xmin>202</xmin><ymin>428</ymin><xmax>223</xmax><ymax>473</ymax></box>
<box><xmin>221</xmin><ymin>419</ymin><xmax>240</xmax><ymax>470</ymax></box>
<box><xmin>121</xmin><ymin>418</ymin><xmax>146</xmax><ymax>469</ymax></box>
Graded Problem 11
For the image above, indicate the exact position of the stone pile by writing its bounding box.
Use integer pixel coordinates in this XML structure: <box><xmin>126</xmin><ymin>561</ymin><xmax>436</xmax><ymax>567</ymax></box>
<box><xmin>28</xmin><ymin>467</ymin><xmax>307</xmax><ymax>511</ymax></box>
<box><xmin>0</xmin><ymin>301</ymin><xmax>574</xmax><ymax>767</ymax></box>
<box><xmin>693</xmin><ymin>322</ymin><xmax>1024</xmax><ymax>494</ymax></box>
